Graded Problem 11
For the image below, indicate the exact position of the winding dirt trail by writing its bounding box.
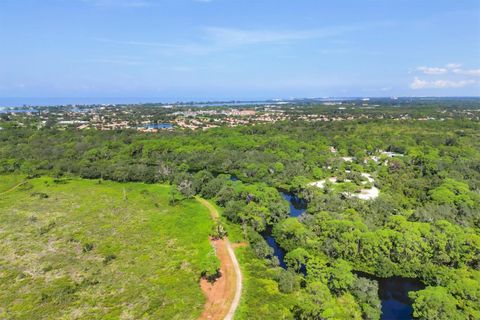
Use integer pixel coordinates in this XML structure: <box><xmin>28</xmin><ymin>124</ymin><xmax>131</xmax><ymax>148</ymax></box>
<box><xmin>0</xmin><ymin>181</ymin><xmax>27</xmax><ymax>196</ymax></box>
<box><xmin>196</xmin><ymin>197</ymin><xmax>242</xmax><ymax>320</ymax></box>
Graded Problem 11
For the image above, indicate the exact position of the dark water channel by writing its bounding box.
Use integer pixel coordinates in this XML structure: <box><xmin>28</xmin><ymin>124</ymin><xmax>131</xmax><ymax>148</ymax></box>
<box><xmin>261</xmin><ymin>191</ymin><xmax>307</xmax><ymax>269</ymax></box>
<box><xmin>356</xmin><ymin>272</ymin><xmax>425</xmax><ymax>320</ymax></box>
<box><xmin>267</xmin><ymin>190</ymin><xmax>424</xmax><ymax>320</ymax></box>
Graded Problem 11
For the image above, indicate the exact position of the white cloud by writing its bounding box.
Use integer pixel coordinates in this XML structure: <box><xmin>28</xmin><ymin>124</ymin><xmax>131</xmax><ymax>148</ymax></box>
<box><xmin>417</xmin><ymin>66</ymin><xmax>447</xmax><ymax>75</ymax></box>
<box><xmin>410</xmin><ymin>77</ymin><xmax>476</xmax><ymax>89</ymax></box>
<box><xmin>202</xmin><ymin>26</ymin><xmax>358</xmax><ymax>46</ymax></box>
<box><xmin>410</xmin><ymin>77</ymin><xmax>429</xmax><ymax>89</ymax></box>
<box><xmin>446</xmin><ymin>63</ymin><xmax>461</xmax><ymax>69</ymax></box>
<box><xmin>452</xmin><ymin>68</ymin><xmax>480</xmax><ymax>77</ymax></box>
<box><xmin>411</xmin><ymin>63</ymin><xmax>480</xmax><ymax>90</ymax></box>
<box><xmin>432</xmin><ymin>79</ymin><xmax>476</xmax><ymax>88</ymax></box>
<box><xmin>94</xmin><ymin>24</ymin><xmax>361</xmax><ymax>56</ymax></box>
<box><xmin>415</xmin><ymin>63</ymin><xmax>480</xmax><ymax>77</ymax></box>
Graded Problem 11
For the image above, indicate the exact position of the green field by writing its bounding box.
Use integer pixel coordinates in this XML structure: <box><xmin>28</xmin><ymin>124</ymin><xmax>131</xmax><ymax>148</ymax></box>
<box><xmin>0</xmin><ymin>175</ymin><xmax>216</xmax><ymax>319</ymax></box>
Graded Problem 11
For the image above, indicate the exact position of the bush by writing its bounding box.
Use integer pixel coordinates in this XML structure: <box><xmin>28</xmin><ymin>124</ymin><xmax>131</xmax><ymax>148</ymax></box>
<box><xmin>82</xmin><ymin>242</ymin><xmax>94</xmax><ymax>253</ymax></box>
<box><xmin>247</xmin><ymin>229</ymin><xmax>273</xmax><ymax>259</ymax></box>
<box><xmin>103</xmin><ymin>254</ymin><xmax>117</xmax><ymax>265</ymax></box>
<box><xmin>200</xmin><ymin>249</ymin><xmax>221</xmax><ymax>283</ymax></box>
<box><xmin>276</xmin><ymin>269</ymin><xmax>300</xmax><ymax>293</ymax></box>
<box><xmin>223</xmin><ymin>200</ymin><xmax>245</xmax><ymax>223</ymax></box>
<box><xmin>53</xmin><ymin>178</ymin><xmax>69</xmax><ymax>184</ymax></box>
<box><xmin>210</xmin><ymin>221</ymin><xmax>227</xmax><ymax>240</ymax></box>
<box><xmin>31</xmin><ymin>192</ymin><xmax>49</xmax><ymax>199</ymax></box>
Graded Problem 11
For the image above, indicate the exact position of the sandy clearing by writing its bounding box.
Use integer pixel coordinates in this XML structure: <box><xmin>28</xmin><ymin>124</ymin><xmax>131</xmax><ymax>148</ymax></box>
<box><xmin>309</xmin><ymin>172</ymin><xmax>380</xmax><ymax>200</ymax></box>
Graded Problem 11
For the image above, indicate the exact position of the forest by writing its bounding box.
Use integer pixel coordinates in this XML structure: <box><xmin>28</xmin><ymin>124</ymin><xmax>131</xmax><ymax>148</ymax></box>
<box><xmin>1</xmin><ymin>105</ymin><xmax>479</xmax><ymax>319</ymax></box>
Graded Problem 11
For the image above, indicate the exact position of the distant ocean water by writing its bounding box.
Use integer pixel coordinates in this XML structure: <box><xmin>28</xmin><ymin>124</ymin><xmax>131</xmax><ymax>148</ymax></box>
<box><xmin>0</xmin><ymin>97</ymin><xmax>188</xmax><ymax>108</ymax></box>
<box><xmin>0</xmin><ymin>97</ymin><xmax>285</xmax><ymax>108</ymax></box>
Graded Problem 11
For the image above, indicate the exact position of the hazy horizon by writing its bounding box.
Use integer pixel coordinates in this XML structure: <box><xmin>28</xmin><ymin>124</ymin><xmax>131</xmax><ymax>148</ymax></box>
<box><xmin>2</xmin><ymin>96</ymin><xmax>480</xmax><ymax>108</ymax></box>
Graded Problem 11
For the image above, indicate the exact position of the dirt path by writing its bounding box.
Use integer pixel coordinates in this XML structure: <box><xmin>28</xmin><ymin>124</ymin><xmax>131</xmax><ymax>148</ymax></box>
<box><xmin>196</xmin><ymin>197</ymin><xmax>242</xmax><ymax>320</ymax></box>
<box><xmin>0</xmin><ymin>181</ymin><xmax>27</xmax><ymax>196</ymax></box>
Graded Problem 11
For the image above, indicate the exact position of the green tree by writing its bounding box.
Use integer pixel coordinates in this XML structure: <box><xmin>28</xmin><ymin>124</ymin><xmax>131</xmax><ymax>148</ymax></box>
<box><xmin>410</xmin><ymin>286</ymin><xmax>463</xmax><ymax>320</ymax></box>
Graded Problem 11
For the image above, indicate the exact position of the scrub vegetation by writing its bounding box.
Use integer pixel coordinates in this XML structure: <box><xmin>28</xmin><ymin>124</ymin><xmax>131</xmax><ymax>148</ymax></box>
<box><xmin>0</xmin><ymin>176</ymin><xmax>217</xmax><ymax>319</ymax></box>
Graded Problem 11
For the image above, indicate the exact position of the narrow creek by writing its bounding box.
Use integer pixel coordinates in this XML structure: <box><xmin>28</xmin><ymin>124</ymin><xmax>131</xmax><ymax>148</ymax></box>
<box><xmin>261</xmin><ymin>191</ymin><xmax>307</xmax><ymax>269</ymax></box>
<box><xmin>263</xmin><ymin>190</ymin><xmax>424</xmax><ymax>320</ymax></box>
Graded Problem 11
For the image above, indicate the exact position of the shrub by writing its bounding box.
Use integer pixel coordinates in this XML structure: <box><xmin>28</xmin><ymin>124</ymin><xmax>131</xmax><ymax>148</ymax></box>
<box><xmin>276</xmin><ymin>269</ymin><xmax>300</xmax><ymax>293</ymax></box>
<box><xmin>39</xmin><ymin>221</ymin><xmax>56</xmax><ymax>235</ymax></box>
<box><xmin>200</xmin><ymin>250</ymin><xmax>221</xmax><ymax>283</ymax></box>
<box><xmin>103</xmin><ymin>254</ymin><xmax>117</xmax><ymax>265</ymax></box>
<box><xmin>53</xmin><ymin>178</ymin><xmax>68</xmax><ymax>184</ymax></box>
<box><xmin>210</xmin><ymin>221</ymin><xmax>227</xmax><ymax>240</ymax></box>
<box><xmin>31</xmin><ymin>192</ymin><xmax>49</xmax><ymax>199</ymax></box>
<box><xmin>82</xmin><ymin>242</ymin><xmax>94</xmax><ymax>253</ymax></box>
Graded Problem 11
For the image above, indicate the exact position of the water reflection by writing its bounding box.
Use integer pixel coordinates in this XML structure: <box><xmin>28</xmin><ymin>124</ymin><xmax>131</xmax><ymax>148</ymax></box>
<box><xmin>356</xmin><ymin>272</ymin><xmax>425</xmax><ymax>320</ymax></box>
<box><xmin>279</xmin><ymin>191</ymin><xmax>307</xmax><ymax>217</ymax></box>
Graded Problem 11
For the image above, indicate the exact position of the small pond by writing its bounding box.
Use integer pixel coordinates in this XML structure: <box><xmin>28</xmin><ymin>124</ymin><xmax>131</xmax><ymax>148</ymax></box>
<box><xmin>356</xmin><ymin>272</ymin><xmax>425</xmax><ymax>320</ymax></box>
<box><xmin>279</xmin><ymin>190</ymin><xmax>307</xmax><ymax>217</ymax></box>
<box><xmin>144</xmin><ymin>123</ymin><xmax>173</xmax><ymax>129</ymax></box>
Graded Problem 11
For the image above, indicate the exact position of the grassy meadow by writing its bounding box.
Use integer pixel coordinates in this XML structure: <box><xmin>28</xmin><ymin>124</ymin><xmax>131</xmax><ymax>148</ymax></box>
<box><xmin>0</xmin><ymin>175</ymin><xmax>216</xmax><ymax>320</ymax></box>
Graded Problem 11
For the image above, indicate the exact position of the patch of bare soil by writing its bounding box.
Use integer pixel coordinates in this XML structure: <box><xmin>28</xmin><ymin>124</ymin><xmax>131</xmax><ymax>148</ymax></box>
<box><xmin>199</xmin><ymin>238</ymin><xmax>237</xmax><ymax>320</ymax></box>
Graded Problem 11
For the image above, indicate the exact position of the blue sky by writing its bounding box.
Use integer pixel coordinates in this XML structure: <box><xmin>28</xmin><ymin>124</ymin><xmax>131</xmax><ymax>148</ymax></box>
<box><xmin>1</xmin><ymin>0</ymin><xmax>479</xmax><ymax>100</ymax></box>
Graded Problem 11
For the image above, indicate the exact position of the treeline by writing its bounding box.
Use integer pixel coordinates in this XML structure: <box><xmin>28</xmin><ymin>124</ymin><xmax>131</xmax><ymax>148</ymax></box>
<box><xmin>1</xmin><ymin>119</ymin><xmax>478</xmax><ymax>227</ymax></box>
